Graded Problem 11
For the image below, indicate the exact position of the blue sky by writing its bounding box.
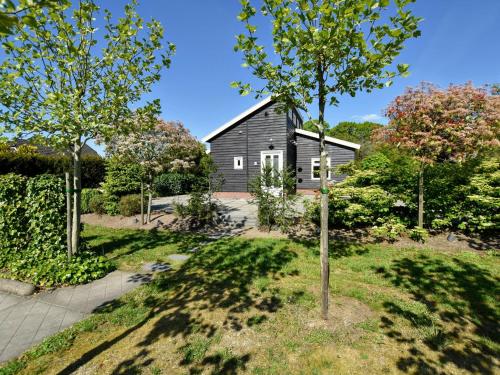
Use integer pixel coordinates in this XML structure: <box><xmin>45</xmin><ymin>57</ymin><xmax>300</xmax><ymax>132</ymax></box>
<box><xmin>123</xmin><ymin>0</ymin><xmax>498</xmax><ymax>147</ymax></box>
<box><xmin>9</xmin><ymin>1</ymin><xmax>500</xmax><ymax>153</ymax></box>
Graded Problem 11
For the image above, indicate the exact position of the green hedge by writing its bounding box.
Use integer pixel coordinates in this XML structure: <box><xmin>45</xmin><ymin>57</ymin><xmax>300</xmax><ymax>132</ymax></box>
<box><xmin>119</xmin><ymin>194</ymin><xmax>145</xmax><ymax>216</ymax></box>
<box><xmin>101</xmin><ymin>158</ymin><xmax>143</xmax><ymax>215</ymax></box>
<box><xmin>0</xmin><ymin>152</ymin><xmax>105</xmax><ymax>188</ymax></box>
<box><xmin>0</xmin><ymin>174</ymin><xmax>28</xmax><ymax>258</ymax></box>
<box><xmin>0</xmin><ymin>174</ymin><xmax>113</xmax><ymax>286</ymax></box>
<box><xmin>154</xmin><ymin>172</ymin><xmax>199</xmax><ymax>196</ymax></box>
<box><xmin>81</xmin><ymin>188</ymin><xmax>103</xmax><ymax>214</ymax></box>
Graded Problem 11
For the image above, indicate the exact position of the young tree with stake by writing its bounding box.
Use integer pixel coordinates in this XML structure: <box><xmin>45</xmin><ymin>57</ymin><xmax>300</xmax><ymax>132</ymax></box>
<box><xmin>233</xmin><ymin>0</ymin><xmax>421</xmax><ymax>319</ymax></box>
<box><xmin>374</xmin><ymin>82</ymin><xmax>500</xmax><ymax>228</ymax></box>
<box><xmin>0</xmin><ymin>0</ymin><xmax>174</xmax><ymax>255</ymax></box>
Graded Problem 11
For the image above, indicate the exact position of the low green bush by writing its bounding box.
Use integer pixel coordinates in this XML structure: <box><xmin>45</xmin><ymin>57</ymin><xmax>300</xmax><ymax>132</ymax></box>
<box><xmin>306</xmin><ymin>184</ymin><xmax>395</xmax><ymax>229</ymax></box>
<box><xmin>154</xmin><ymin>172</ymin><xmax>198</xmax><ymax>196</ymax></box>
<box><xmin>7</xmin><ymin>250</ymin><xmax>113</xmax><ymax>286</ymax></box>
<box><xmin>371</xmin><ymin>218</ymin><xmax>407</xmax><ymax>242</ymax></box>
<box><xmin>81</xmin><ymin>188</ymin><xmax>102</xmax><ymax>214</ymax></box>
<box><xmin>409</xmin><ymin>227</ymin><xmax>429</xmax><ymax>243</ymax></box>
<box><xmin>0</xmin><ymin>173</ymin><xmax>113</xmax><ymax>286</ymax></box>
<box><xmin>174</xmin><ymin>190</ymin><xmax>219</xmax><ymax>228</ymax></box>
<box><xmin>89</xmin><ymin>193</ymin><xmax>106</xmax><ymax>215</ymax></box>
<box><xmin>102</xmin><ymin>157</ymin><xmax>142</xmax><ymax>215</ymax></box>
<box><xmin>118</xmin><ymin>194</ymin><xmax>143</xmax><ymax>217</ymax></box>
<box><xmin>249</xmin><ymin>166</ymin><xmax>298</xmax><ymax>232</ymax></box>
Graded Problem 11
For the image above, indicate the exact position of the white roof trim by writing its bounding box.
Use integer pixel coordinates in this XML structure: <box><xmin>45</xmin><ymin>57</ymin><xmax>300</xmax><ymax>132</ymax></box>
<box><xmin>295</xmin><ymin>128</ymin><xmax>361</xmax><ymax>150</ymax></box>
<box><xmin>201</xmin><ymin>96</ymin><xmax>273</xmax><ymax>143</ymax></box>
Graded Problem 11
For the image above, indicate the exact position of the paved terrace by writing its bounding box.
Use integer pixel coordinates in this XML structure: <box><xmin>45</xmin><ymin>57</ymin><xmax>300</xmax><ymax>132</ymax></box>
<box><xmin>152</xmin><ymin>193</ymin><xmax>314</xmax><ymax>229</ymax></box>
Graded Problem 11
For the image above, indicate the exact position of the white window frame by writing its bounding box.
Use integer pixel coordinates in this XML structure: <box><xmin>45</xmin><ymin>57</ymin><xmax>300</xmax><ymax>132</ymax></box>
<box><xmin>260</xmin><ymin>150</ymin><xmax>284</xmax><ymax>196</ymax></box>
<box><xmin>311</xmin><ymin>157</ymin><xmax>331</xmax><ymax>180</ymax></box>
<box><xmin>260</xmin><ymin>150</ymin><xmax>284</xmax><ymax>176</ymax></box>
<box><xmin>234</xmin><ymin>156</ymin><xmax>244</xmax><ymax>170</ymax></box>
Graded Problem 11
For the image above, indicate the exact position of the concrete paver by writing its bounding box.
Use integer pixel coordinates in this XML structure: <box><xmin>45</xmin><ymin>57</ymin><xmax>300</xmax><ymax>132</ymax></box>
<box><xmin>153</xmin><ymin>194</ymin><xmax>313</xmax><ymax>229</ymax></box>
<box><xmin>0</xmin><ymin>270</ymin><xmax>151</xmax><ymax>363</ymax></box>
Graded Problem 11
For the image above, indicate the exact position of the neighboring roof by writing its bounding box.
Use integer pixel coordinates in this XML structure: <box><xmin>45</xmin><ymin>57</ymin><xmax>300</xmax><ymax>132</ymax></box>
<box><xmin>10</xmin><ymin>138</ymin><xmax>100</xmax><ymax>157</ymax></box>
<box><xmin>201</xmin><ymin>96</ymin><xmax>273</xmax><ymax>143</ymax></box>
<box><xmin>295</xmin><ymin>128</ymin><xmax>361</xmax><ymax>150</ymax></box>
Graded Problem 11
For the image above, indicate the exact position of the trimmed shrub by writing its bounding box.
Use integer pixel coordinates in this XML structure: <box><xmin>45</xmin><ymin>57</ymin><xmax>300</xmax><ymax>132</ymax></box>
<box><xmin>25</xmin><ymin>175</ymin><xmax>66</xmax><ymax>254</ymax></box>
<box><xmin>0</xmin><ymin>174</ymin><xmax>28</xmax><ymax>265</ymax></box>
<box><xmin>118</xmin><ymin>194</ymin><xmax>143</xmax><ymax>217</ymax></box>
<box><xmin>154</xmin><ymin>172</ymin><xmax>197</xmax><ymax>196</ymax></box>
<box><xmin>102</xmin><ymin>157</ymin><xmax>142</xmax><ymax>215</ymax></box>
<box><xmin>89</xmin><ymin>193</ymin><xmax>106</xmax><ymax>215</ymax></box>
<box><xmin>81</xmin><ymin>188</ymin><xmax>102</xmax><ymax>214</ymax></box>
<box><xmin>0</xmin><ymin>152</ymin><xmax>105</xmax><ymax>188</ymax></box>
<box><xmin>0</xmin><ymin>173</ymin><xmax>113</xmax><ymax>286</ymax></box>
<box><xmin>81</xmin><ymin>156</ymin><xmax>106</xmax><ymax>188</ymax></box>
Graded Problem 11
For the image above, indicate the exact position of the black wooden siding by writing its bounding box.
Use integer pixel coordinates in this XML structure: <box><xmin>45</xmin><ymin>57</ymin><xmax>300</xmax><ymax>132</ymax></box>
<box><xmin>210</xmin><ymin>102</ymin><xmax>290</xmax><ymax>192</ymax></box>
<box><xmin>210</xmin><ymin>100</ymin><xmax>355</xmax><ymax>192</ymax></box>
<box><xmin>295</xmin><ymin>133</ymin><xmax>354</xmax><ymax>190</ymax></box>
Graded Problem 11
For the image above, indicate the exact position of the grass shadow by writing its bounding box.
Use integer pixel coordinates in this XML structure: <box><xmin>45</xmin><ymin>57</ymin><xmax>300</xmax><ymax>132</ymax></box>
<box><xmin>57</xmin><ymin>237</ymin><xmax>297</xmax><ymax>374</ymax></box>
<box><xmin>83</xmin><ymin>226</ymin><xmax>204</xmax><ymax>266</ymax></box>
<box><xmin>289</xmin><ymin>229</ymin><xmax>372</xmax><ymax>259</ymax></box>
<box><xmin>376</xmin><ymin>253</ymin><xmax>499</xmax><ymax>374</ymax></box>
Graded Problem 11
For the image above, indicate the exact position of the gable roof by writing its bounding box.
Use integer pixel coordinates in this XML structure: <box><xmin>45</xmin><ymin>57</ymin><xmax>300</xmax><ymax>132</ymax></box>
<box><xmin>295</xmin><ymin>128</ymin><xmax>361</xmax><ymax>150</ymax></box>
<box><xmin>10</xmin><ymin>138</ymin><xmax>101</xmax><ymax>157</ymax></box>
<box><xmin>201</xmin><ymin>96</ymin><xmax>273</xmax><ymax>143</ymax></box>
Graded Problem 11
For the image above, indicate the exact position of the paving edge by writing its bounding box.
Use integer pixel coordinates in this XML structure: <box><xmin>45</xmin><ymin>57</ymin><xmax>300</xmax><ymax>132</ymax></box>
<box><xmin>0</xmin><ymin>278</ymin><xmax>35</xmax><ymax>296</ymax></box>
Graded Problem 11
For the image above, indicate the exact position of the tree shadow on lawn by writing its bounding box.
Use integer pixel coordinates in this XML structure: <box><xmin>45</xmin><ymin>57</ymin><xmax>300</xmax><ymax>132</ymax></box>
<box><xmin>57</xmin><ymin>237</ymin><xmax>297</xmax><ymax>375</ymax></box>
<box><xmin>289</xmin><ymin>229</ymin><xmax>373</xmax><ymax>259</ymax></box>
<box><xmin>84</xmin><ymin>228</ymin><xmax>203</xmax><ymax>261</ymax></box>
<box><xmin>376</xmin><ymin>253</ymin><xmax>499</xmax><ymax>374</ymax></box>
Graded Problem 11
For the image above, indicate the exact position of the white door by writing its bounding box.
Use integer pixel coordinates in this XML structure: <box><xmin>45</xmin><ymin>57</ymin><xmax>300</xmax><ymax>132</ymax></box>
<box><xmin>260</xmin><ymin>150</ymin><xmax>283</xmax><ymax>194</ymax></box>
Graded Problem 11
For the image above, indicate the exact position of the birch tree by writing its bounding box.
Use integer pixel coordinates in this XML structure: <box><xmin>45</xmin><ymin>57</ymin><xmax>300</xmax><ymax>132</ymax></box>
<box><xmin>233</xmin><ymin>0</ymin><xmax>420</xmax><ymax>319</ymax></box>
<box><xmin>0</xmin><ymin>0</ymin><xmax>174</xmax><ymax>255</ymax></box>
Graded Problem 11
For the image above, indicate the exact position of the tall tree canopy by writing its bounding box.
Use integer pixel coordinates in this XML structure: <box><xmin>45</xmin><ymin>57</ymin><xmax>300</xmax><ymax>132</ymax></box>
<box><xmin>234</xmin><ymin>0</ymin><xmax>421</xmax><ymax>319</ymax></box>
<box><xmin>0</xmin><ymin>0</ymin><xmax>61</xmax><ymax>35</ymax></box>
<box><xmin>374</xmin><ymin>82</ymin><xmax>500</xmax><ymax>227</ymax></box>
<box><xmin>0</xmin><ymin>0</ymin><xmax>174</xmax><ymax>254</ymax></box>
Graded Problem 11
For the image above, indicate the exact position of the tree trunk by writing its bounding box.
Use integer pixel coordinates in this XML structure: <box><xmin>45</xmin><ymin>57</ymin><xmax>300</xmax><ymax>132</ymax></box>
<box><xmin>71</xmin><ymin>140</ymin><xmax>82</xmax><ymax>254</ymax></box>
<box><xmin>418</xmin><ymin>163</ymin><xmax>424</xmax><ymax>228</ymax></box>
<box><xmin>140</xmin><ymin>181</ymin><xmax>145</xmax><ymax>225</ymax></box>
<box><xmin>65</xmin><ymin>172</ymin><xmax>72</xmax><ymax>259</ymax></box>
<box><xmin>318</xmin><ymin>91</ymin><xmax>329</xmax><ymax>320</ymax></box>
<box><xmin>147</xmin><ymin>184</ymin><xmax>152</xmax><ymax>223</ymax></box>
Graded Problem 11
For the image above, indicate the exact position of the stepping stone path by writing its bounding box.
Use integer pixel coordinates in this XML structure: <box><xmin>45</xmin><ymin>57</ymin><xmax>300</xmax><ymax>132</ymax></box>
<box><xmin>168</xmin><ymin>254</ymin><xmax>190</xmax><ymax>262</ymax></box>
<box><xmin>142</xmin><ymin>262</ymin><xmax>172</xmax><ymax>273</ymax></box>
<box><xmin>0</xmin><ymin>270</ymin><xmax>151</xmax><ymax>363</ymax></box>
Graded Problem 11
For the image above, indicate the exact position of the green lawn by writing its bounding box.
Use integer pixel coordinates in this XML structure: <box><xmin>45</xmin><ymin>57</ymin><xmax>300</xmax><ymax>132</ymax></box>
<box><xmin>1</xmin><ymin>225</ymin><xmax>498</xmax><ymax>375</ymax></box>
<box><xmin>82</xmin><ymin>225</ymin><xmax>205</xmax><ymax>271</ymax></box>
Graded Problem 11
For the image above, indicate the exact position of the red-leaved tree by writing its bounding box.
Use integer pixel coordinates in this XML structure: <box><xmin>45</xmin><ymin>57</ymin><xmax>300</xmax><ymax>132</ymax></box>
<box><xmin>374</xmin><ymin>82</ymin><xmax>500</xmax><ymax>228</ymax></box>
